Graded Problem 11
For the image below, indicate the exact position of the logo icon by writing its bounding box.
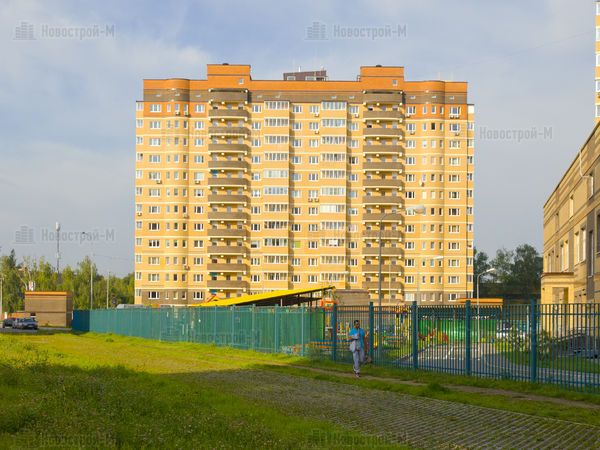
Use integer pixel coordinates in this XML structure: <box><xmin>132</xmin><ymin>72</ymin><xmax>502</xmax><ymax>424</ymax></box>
<box><xmin>306</xmin><ymin>21</ymin><xmax>327</xmax><ymax>41</ymax></box>
<box><xmin>14</xmin><ymin>21</ymin><xmax>35</xmax><ymax>40</ymax></box>
<box><xmin>15</xmin><ymin>226</ymin><xmax>34</xmax><ymax>244</ymax></box>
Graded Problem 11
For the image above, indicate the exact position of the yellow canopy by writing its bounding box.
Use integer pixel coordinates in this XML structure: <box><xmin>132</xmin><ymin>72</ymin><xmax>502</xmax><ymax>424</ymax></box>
<box><xmin>192</xmin><ymin>286</ymin><xmax>335</xmax><ymax>307</ymax></box>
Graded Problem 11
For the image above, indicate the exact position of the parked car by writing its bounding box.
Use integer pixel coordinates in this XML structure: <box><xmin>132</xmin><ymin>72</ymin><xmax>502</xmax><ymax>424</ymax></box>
<box><xmin>13</xmin><ymin>318</ymin><xmax>38</xmax><ymax>330</ymax></box>
<box><xmin>1</xmin><ymin>317</ymin><xmax>15</xmax><ymax>328</ymax></box>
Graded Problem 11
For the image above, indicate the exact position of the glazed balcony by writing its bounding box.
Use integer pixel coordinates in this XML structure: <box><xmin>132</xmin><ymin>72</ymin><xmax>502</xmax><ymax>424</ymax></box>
<box><xmin>208</xmin><ymin>160</ymin><xmax>248</xmax><ymax>171</ymax></box>
<box><xmin>362</xmin><ymin>145</ymin><xmax>402</xmax><ymax>156</ymax></box>
<box><xmin>363</xmin><ymin>110</ymin><xmax>403</xmax><ymax>121</ymax></box>
<box><xmin>207</xmin><ymin>211</ymin><xmax>248</xmax><ymax>222</ymax></box>
<box><xmin>208</xmin><ymin>109</ymin><xmax>250</xmax><ymax>120</ymax></box>
<box><xmin>207</xmin><ymin>263</ymin><xmax>248</xmax><ymax>273</ymax></box>
<box><xmin>208</xmin><ymin>143</ymin><xmax>249</xmax><ymax>154</ymax></box>
<box><xmin>207</xmin><ymin>194</ymin><xmax>248</xmax><ymax>205</ymax></box>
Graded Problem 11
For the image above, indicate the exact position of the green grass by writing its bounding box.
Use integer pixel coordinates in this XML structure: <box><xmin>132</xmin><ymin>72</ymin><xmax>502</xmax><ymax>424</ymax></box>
<box><xmin>498</xmin><ymin>350</ymin><xmax>600</xmax><ymax>374</ymax></box>
<box><xmin>0</xmin><ymin>332</ymin><xmax>403</xmax><ymax>449</ymax></box>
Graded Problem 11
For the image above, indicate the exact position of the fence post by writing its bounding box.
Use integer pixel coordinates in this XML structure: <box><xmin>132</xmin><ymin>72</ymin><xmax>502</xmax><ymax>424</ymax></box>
<box><xmin>412</xmin><ymin>301</ymin><xmax>418</xmax><ymax>370</ymax></box>
<box><xmin>213</xmin><ymin>307</ymin><xmax>217</xmax><ymax>344</ymax></box>
<box><xmin>465</xmin><ymin>300</ymin><xmax>472</xmax><ymax>376</ymax></box>
<box><xmin>252</xmin><ymin>305</ymin><xmax>256</xmax><ymax>351</ymax></box>
<box><xmin>332</xmin><ymin>304</ymin><xmax>338</xmax><ymax>362</ymax></box>
<box><xmin>530</xmin><ymin>298</ymin><xmax>538</xmax><ymax>383</ymax></box>
<box><xmin>231</xmin><ymin>306</ymin><xmax>235</xmax><ymax>348</ymax></box>
<box><xmin>301</xmin><ymin>306</ymin><xmax>305</xmax><ymax>356</ymax></box>
<box><xmin>368</xmin><ymin>302</ymin><xmax>375</xmax><ymax>363</ymax></box>
<box><xmin>274</xmin><ymin>306</ymin><xmax>279</xmax><ymax>353</ymax></box>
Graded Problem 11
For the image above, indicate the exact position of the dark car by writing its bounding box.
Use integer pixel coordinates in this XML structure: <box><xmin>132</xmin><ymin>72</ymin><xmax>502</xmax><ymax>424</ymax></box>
<box><xmin>1</xmin><ymin>317</ymin><xmax>15</xmax><ymax>328</ymax></box>
<box><xmin>13</xmin><ymin>318</ymin><xmax>38</xmax><ymax>330</ymax></box>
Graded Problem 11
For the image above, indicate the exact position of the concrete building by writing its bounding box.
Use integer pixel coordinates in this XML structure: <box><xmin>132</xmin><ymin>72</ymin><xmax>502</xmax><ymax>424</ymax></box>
<box><xmin>542</xmin><ymin>2</ymin><xmax>600</xmax><ymax>305</ymax></box>
<box><xmin>134</xmin><ymin>64</ymin><xmax>474</xmax><ymax>305</ymax></box>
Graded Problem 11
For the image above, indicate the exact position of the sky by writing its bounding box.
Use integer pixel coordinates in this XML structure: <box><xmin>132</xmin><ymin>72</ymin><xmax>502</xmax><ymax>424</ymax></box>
<box><xmin>0</xmin><ymin>0</ymin><xmax>594</xmax><ymax>276</ymax></box>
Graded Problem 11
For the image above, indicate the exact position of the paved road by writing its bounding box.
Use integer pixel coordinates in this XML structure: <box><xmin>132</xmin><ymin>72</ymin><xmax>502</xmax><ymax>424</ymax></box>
<box><xmin>197</xmin><ymin>368</ymin><xmax>600</xmax><ymax>449</ymax></box>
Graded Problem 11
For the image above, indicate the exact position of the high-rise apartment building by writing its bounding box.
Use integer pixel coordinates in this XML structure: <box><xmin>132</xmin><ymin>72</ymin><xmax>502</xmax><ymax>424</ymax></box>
<box><xmin>134</xmin><ymin>64</ymin><xmax>474</xmax><ymax>305</ymax></box>
<box><xmin>596</xmin><ymin>0</ymin><xmax>600</xmax><ymax>121</ymax></box>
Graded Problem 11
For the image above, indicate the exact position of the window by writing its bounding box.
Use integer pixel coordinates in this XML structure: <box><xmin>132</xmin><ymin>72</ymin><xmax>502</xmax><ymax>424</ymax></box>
<box><xmin>252</xmin><ymin>105</ymin><xmax>262</xmax><ymax>113</ymax></box>
<box><xmin>150</xmin><ymin>104</ymin><xmax>161</xmax><ymax>113</ymax></box>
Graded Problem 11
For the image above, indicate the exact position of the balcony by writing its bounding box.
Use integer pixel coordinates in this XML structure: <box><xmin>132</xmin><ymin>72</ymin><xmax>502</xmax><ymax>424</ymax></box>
<box><xmin>362</xmin><ymin>213</ymin><xmax>403</xmax><ymax>223</ymax></box>
<box><xmin>207</xmin><ymin>280</ymin><xmax>248</xmax><ymax>290</ymax></box>
<box><xmin>364</xmin><ymin>281</ymin><xmax>403</xmax><ymax>290</ymax></box>
<box><xmin>363</xmin><ymin>179</ymin><xmax>400</xmax><ymax>189</ymax></box>
<box><xmin>208</xmin><ymin>90</ymin><xmax>248</xmax><ymax>104</ymax></box>
<box><xmin>363</xmin><ymin>145</ymin><xmax>402</xmax><ymax>156</ymax></box>
<box><xmin>363</xmin><ymin>110</ymin><xmax>403</xmax><ymax>121</ymax></box>
<box><xmin>208</xmin><ymin>160</ymin><xmax>247</xmax><ymax>171</ymax></box>
<box><xmin>363</xmin><ymin>92</ymin><xmax>403</xmax><ymax>105</ymax></box>
<box><xmin>208</xmin><ymin>143</ymin><xmax>249</xmax><ymax>154</ymax></box>
<box><xmin>363</xmin><ymin>247</ymin><xmax>402</xmax><ymax>257</ymax></box>
<box><xmin>362</xmin><ymin>196</ymin><xmax>402</xmax><ymax>205</ymax></box>
<box><xmin>207</xmin><ymin>177</ymin><xmax>248</xmax><ymax>188</ymax></box>
<box><xmin>207</xmin><ymin>194</ymin><xmax>248</xmax><ymax>205</ymax></box>
<box><xmin>208</xmin><ymin>109</ymin><xmax>249</xmax><ymax>120</ymax></box>
<box><xmin>208</xmin><ymin>126</ymin><xmax>250</xmax><ymax>137</ymax></box>
<box><xmin>363</xmin><ymin>128</ymin><xmax>402</xmax><ymax>139</ymax></box>
<box><xmin>207</xmin><ymin>245</ymin><xmax>247</xmax><ymax>256</ymax></box>
<box><xmin>208</xmin><ymin>211</ymin><xmax>248</xmax><ymax>221</ymax></box>
<box><xmin>208</xmin><ymin>229</ymin><xmax>247</xmax><ymax>239</ymax></box>
<box><xmin>363</xmin><ymin>162</ymin><xmax>402</xmax><ymax>172</ymax></box>
<box><xmin>362</xmin><ymin>264</ymin><xmax>402</xmax><ymax>273</ymax></box>
<box><xmin>207</xmin><ymin>263</ymin><xmax>248</xmax><ymax>273</ymax></box>
<box><xmin>361</xmin><ymin>230</ymin><xmax>402</xmax><ymax>240</ymax></box>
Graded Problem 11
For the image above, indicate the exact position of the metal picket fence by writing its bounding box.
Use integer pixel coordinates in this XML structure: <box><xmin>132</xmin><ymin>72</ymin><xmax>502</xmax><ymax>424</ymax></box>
<box><xmin>72</xmin><ymin>301</ymin><xmax>600</xmax><ymax>392</ymax></box>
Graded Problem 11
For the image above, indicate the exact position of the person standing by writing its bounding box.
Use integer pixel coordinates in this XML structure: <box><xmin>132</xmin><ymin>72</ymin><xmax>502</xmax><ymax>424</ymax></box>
<box><xmin>348</xmin><ymin>319</ymin><xmax>366</xmax><ymax>377</ymax></box>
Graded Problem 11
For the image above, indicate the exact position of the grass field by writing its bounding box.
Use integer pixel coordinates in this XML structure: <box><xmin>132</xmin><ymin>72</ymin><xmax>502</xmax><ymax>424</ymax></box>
<box><xmin>1</xmin><ymin>331</ymin><xmax>600</xmax><ymax>448</ymax></box>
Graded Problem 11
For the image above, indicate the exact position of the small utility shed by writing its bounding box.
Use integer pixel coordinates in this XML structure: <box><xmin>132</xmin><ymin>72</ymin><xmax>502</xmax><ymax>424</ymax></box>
<box><xmin>24</xmin><ymin>291</ymin><xmax>73</xmax><ymax>327</ymax></box>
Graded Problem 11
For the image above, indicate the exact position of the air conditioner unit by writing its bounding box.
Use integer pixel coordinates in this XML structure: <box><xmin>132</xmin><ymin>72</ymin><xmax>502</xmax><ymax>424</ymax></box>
<box><xmin>175</xmin><ymin>111</ymin><xmax>181</xmax><ymax>115</ymax></box>
<box><xmin>184</xmin><ymin>265</ymin><xmax>190</xmax><ymax>270</ymax></box>
<box><xmin>314</xmin><ymin>129</ymin><xmax>319</xmax><ymax>134</ymax></box>
<box><xmin>354</xmin><ymin>113</ymin><xmax>360</xmax><ymax>118</ymax></box>
<box><xmin>183</xmin><ymin>214</ymin><xmax>189</xmax><ymax>219</ymax></box>
<box><xmin>195</xmin><ymin>180</ymin><xmax>201</xmax><ymax>184</ymax></box>
<box><xmin>136</xmin><ymin>212</ymin><xmax>142</xmax><ymax>216</ymax></box>
<box><xmin>406</xmin><ymin>113</ymin><xmax>412</xmax><ymax>117</ymax></box>
<box><xmin>155</xmin><ymin>179</ymin><xmax>162</xmax><ymax>184</ymax></box>
<box><xmin>453</xmin><ymin>131</ymin><xmax>460</xmax><ymax>136</ymax></box>
<box><xmin>409</xmin><ymin>131</ymin><xmax>415</xmax><ymax>135</ymax></box>
<box><xmin>313</xmin><ymin>112</ymin><xmax>320</xmax><ymax>117</ymax></box>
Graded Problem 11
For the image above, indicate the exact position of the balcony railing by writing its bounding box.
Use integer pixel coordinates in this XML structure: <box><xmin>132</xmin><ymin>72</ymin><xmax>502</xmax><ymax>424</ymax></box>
<box><xmin>208</xmin><ymin>160</ymin><xmax>248</xmax><ymax>171</ymax></box>
<box><xmin>208</xmin><ymin>109</ymin><xmax>249</xmax><ymax>120</ymax></box>
<box><xmin>362</xmin><ymin>196</ymin><xmax>403</xmax><ymax>205</ymax></box>
<box><xmin>208</xmin><ymin>126</ymin><xmax>250</xmax><ymax>137</ymax></box>
<box><xmin>207</xmin><ymin>245</ymin><xmax>247</xmax><ymax>256</ymax></box>
<box><xmin>363</xmin><ymin>110</ymin><xmax>403</xmax><ymax>121</ymax></box>
<box><xmin>207</xmin><ymin>194</ymin><xmax>248</xmax><ymax>204</ymax></box>
<box><xmin>362</xmin><ymin>179</ymin><xmax>401</xmax><ymax>189</ymax></box>
<box><xmin>207</xmin><ymin>280</ymin><xmax>248</xmax><ymax>290</ymax></box>
<box><xmin>362</xmin><ymin>213</ymin><xmax>403</xmax><ymax>222</ymax></box>
<box><xmin>208</xmin><ymin>143</ymin><xmax>249</xmax><ymax>154</ymax></box>
<box><xmin>363</xmin><ymin>162</ymin><xmax>402</xmax><ymax>172</ymax></box>
<box><xmin>207</xmin><ymin>211</ymin><xmax>248</xmax><ymax>221</ymax></box>
<box><xmin>207</xmin><ymin>177</ymin><xmax>248</xmax><ymax>188</ymax></box>
<box><xmin>363</xmin><ymin>145</ymin><xmax>402</xmax><ymax>155</ymax></box>
<box><xmin>207</xmin><ymin>263</ymin><xmax>248</xmax><ymax>273</ymax></box>
<box><xmin>363</xmin><ymin>92</ymin><xmax>403</xmax><ymax>105</ymax></box>
<box><xmin>363</xmin><ymin>128</ymin><xmax>402</xmax><ymax>138</ymax></box>
<box><xmin>362</xmin><ymin>247</ymin><xmax>403</xmax><ymax>256</ymax></box>
<box><xmin>207</xmin><ymin>229</ymin><xmax>247</xmax><ymax>238</ymax></box>
<box><xmin>208</xmin><ymin>91</ymin><xmax>248</xmax><ymax>104</ymax></box>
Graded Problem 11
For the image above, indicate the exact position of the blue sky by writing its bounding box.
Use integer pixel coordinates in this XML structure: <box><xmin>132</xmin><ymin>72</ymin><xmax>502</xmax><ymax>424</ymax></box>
<box><xmin>0</xmin><ymin>0</ymin><xmax>594</xmax><ymax>275</ymax></box>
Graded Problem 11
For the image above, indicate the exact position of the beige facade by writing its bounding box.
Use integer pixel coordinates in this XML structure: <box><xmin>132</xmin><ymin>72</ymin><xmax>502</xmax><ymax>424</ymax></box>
<box><xmin>542</xmin><ymin>122</ymin><xmax>600</xmax><ymax>305</ymax></box>
<box><xmin>596</xmin><ymin>1</ymin><xmax>600</xmax><ymax>122</ymax></box>
<box><xmin>134</xmin><ymin>64</ymin><xmax>474</xmax><ymax>305</ymax></box>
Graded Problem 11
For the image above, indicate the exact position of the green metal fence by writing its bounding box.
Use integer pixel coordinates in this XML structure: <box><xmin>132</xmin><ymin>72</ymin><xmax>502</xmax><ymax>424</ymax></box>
<box><xmin>72</xmin><ymin>300</ymin><xmax>600</xmax><ymax>392</ymax></box>
<box><xmin>73</xmin><ymin>306</ymin><xmax>326</xmax><ymax>355</ymax></box>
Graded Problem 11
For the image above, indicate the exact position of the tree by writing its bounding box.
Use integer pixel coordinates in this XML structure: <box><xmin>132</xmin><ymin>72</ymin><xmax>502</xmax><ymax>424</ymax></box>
<box><xmin>510</xmin><ymin>244</ymin><xmax>543</xmax><ymax>299</ymax></box>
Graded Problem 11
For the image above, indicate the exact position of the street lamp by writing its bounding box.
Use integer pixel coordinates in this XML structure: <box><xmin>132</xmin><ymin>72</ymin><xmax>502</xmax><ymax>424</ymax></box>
<box><xmin>476</xmin><ymin>267</ymin><xmax>496</xmax><ymax>341</ymax></box>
